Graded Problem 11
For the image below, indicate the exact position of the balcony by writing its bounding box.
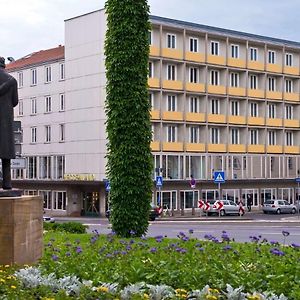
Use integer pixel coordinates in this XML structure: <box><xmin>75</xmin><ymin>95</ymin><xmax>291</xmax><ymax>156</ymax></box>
<box><xmin>248</xmin><ymin>117</ymin><xmax>265</xmax><ymax>126</ymax></box>
<box><xmin>148</xmin><ymin>77</ymin><xmax>160</xmax><ymax>88</ymax></box>
<box><xmin>266</xmin><ymin>145</ymin><xmax>283</xmax><ymax>154</ymax></box>
<box><xmin>266</xmin><ymin>118</ymin><xmax>283</xmax><ymax>127</ymax></box>
<box><xmin>207</xmin><ymin>144</ymin><xmax>226</xmax><ymax>152</ymax></box>
<box><xmin>266</xmin><ymin>64</ymin><xmax>282</xmax><ymax>73</ymax></box>
<box><xmin>284</xmin><ymin>92</ymin><xmax>299</xmax><ymax>102</ymax></box>
<box><xmin>162</xmin><ymin>111</ymin><xmax>183</xmax><ymax>121</ymax></box>
<box><xmin>185</xmin><ymin>143</ymin><xmax>205</xmax><ymax>152</ymax></box>
<box><xmin>247</xmin><ymin>61</ymin><xmax>264</xmax><ymax>71</ymax></box>
<box><xmin>162</xmin><ymin>80</ymin><xmax>183</xmax><ymax>90</ymax></box>
<box><xmin>150</xmin><ymin>141</ymin><xmax>160</xmax><ymax>151</ymax></box>
<box><xmin>207</xmin><ymin>85</ymin><xmax>226</xmax><ymax>95</ymax></box>
<box><xmin>284</xmin><ymin>119</ymin><xmax>300</xmax><ymax>128</ymax></box>
<box><xmin>161</xmin><ymin>48</ymin><xmax>183</xmax><ymax>60</ymax></box>
<box><xmin>149</xmin><ymin>46</ymin><xmax>160</xmax><ymax>56</ymax></box>
<box><xmin>185</xmin><ymin>112</ymin><xmax>205</xmax><ymax>123</ymax></box>
<box><xmin>207</xmin><ymin>114</ymin><xmax>226</xmax><ymax>123</ymax></box>
<box><xmin>228</xmin><ymin>116</ymin><xmax>246</xmax><ymax>125</ymax></box>
<box><xmin>228</xmin><ymin>87</ymin><xmax>246</xmax><ymax>97</ymax></box>
<box><xmin>150</xmin><ymin>110</ymin><xmax>160</xmax><ymax>120</ymax></box>
<box><xmin>185</xmin><ymin>82</ymin><xmax>205</xmax><ymax>93</ymax></box>
<box><xmin>284</xmin><ymin>146</ymin><xmax>300</xmax><ymax>154</ymax></box>
<box><xmin>283</xmin><ymin>66</ymin><xmax>299</xmax><ymax>76</ymax></box>
<box><xmin>227</xmin><ymin>58</ymin><xmax>246</xmax><ymax>68</ymax></box>
<box><xmin>228</xmin><ymin>144</ymin><xmax>246</xmax><ymax>153</ymax></box>
<box><xmin>162</xmin><ymin>142</ymin><xmax>184</xmax><ymax>152</ymax></box>
<box><xmin>207</xmin><ymin>55</ymin><xmax>226</xmax><ymax>65</ymax></box>
<box><xmin>185</xmin><ymin>52</ymin><xmax>205</xmax><ymax>63</ymax></box>
<box><xmin>266</xmin><ymin>91</ymin><xmax>282</xmax><ymax>100</ymax></box>
<box><xmin>248</xmin><ymin>145</ymin><xmax>265</xmax><ymax>153</ymax></box>
<box><xmin>248</xmin><ymin>89</ymin><xmax>264</xmax><ymax>98</ymax></box>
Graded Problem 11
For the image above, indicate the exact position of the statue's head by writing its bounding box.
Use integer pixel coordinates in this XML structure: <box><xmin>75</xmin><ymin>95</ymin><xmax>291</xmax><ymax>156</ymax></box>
<box><xmin>0</xmin><ymin>57</ymin><xmax>5</xmax><ymax>69</ymax></box>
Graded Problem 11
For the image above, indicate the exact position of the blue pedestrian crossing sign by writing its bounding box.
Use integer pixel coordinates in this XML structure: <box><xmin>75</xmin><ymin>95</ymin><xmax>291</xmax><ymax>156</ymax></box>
<box><xmin>156</xmin><ymin>176</ymin><xmax>163</xmax><ymax>187</ymax></box>
<box><xmin>214</xmin><ymin>171</ymin><xmax>225</xmax><ymax>183</ymax></box>
<box><xmin>296</xmin><ymin>177</ymin><xmax>300</xmax><ymax>183</ymax></box>
<box><xmin>104</xmin><ymin>180</ymin><xmax>111</xmax><ymax>192</ymax></box>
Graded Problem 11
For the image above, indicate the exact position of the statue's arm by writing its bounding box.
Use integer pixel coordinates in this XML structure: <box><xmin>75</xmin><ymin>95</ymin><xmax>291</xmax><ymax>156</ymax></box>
<box><xmin>12</xmin><ymin>78</ymin><xmax>18</xmax><ymax>107</ymax></box>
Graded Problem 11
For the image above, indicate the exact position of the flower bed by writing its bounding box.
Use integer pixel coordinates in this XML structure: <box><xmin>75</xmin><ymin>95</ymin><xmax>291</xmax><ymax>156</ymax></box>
<box><xmin>1</xmin><ymin>230</ymin><xmax>299</xmax><ymax>299</ymax></box>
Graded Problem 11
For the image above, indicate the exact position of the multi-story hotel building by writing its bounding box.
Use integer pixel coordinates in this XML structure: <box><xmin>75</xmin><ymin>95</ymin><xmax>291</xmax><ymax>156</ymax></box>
<box><xmin>7</xmin><ymin>9</ymin><xmax>300</xmax><ymax>216</ymax></box>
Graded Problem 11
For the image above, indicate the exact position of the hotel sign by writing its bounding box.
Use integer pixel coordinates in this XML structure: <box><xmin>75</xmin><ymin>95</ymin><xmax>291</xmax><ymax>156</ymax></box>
<box><xmin>64</xmin><ymin>174</ymin><xmax>95</xmax><ymax>181</ymax></box>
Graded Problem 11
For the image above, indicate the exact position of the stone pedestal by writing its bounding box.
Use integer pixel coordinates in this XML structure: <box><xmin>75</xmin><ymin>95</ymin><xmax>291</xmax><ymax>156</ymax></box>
<box><xmin>0</xmin><ymin>195</ymin><xmax>43</xmax><ymax>265</ymax></box>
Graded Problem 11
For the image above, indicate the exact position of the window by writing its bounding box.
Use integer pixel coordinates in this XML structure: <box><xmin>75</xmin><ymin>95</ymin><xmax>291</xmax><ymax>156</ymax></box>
<box><xmin>59</xmin><ymin>63</ymin><xmax>65</xmax><ymax>80</ymax></box>
<box><xmin>18</xmin><ymin>72</ymin><xmax>23</xmax><ymax>88</ymax></box>
<box><xmin>231</xmin><ymin>44</ymin><xmax>239</xmax><ymax>58</ymax></box>
<box><xmin>148</xmin><ymin>61</ymin><xmax>153</xmax><ymax>78</ymax></box>
<box><xmin>286</xmin><ymin>131</ymin><xmax>294</xmax><ymax>146</ymax></box>
<box><xmin>18</xmin><ymin>99</ymin><xmax>23</xmax><ymax>116</ymax></box>
<box><xmin>210</xmin><ymin>41</ymin><xmax>219</xmax><ymax>55</ymax></box>
<box><xmin>268</xmin><ymin>103</ymin><xmax>276</xmax><ymax>119</ymax></box>
<box><xmin>285</xmin><ymin>105</ymin><xmax>293</xmax><ymax>119</ymax></box>
<box><xmin>167</xmin><ymin>125</ymin><xmax>176</xmax><ymax>142</ymax></box>
<box><xmin>249</xmin><ymin>47</ymin><xmax>258</xmax><ymax>61</ymax></box>
<box><xmin>189</xmin><ymin>37</ymin><xmax>198</xmax><ymax>52</ymax></box>
<box><xmin>249</xmin><ymin>75</ymin><xmax>257</xmax><ymax>89</ymax></box>
<box><xmin>190</xmin><ymin>126</ymin><xmax>199</xmax><ymax>143</ymax></box>
<box><xmin>167</xmin><ymin>33</ymin><xmax>176</xmax><ymax>49</ymax></box>
<box><xmin>149</xmin><ymin>93</ymin><xmax>154</xmax><ymax>109</ymax></box>
<box><xmin>285</xmin><ymin>53</ymin><xmax>293</xmax><ymax>66</ymax></box>
<box><xmin>45</xmin><ymin>96</ymin><xmax>52</xmax><ymax>113</ymax></box>
<box><xmin>27</xmin><ymin>156</ymin><xmax>37</xmax><ymax>179</ymax></box>
<box><xmin>268</xmin><ymin>50</ymin><xmax>276</xmax><ymax>64</ymax></box>
<box><xmin>189</xmin><ymin>67</ymin><xmax>198</xmax><ymax>83</ymax></box>
<box><xmin>231</xmin><ymin>128</ymin><xmax>239</xmax><ymax>144</ymax></box>
<box><xmin>210</xmin><ymin>70</ymin><xmax>219</xmax><ymax>85</ymax></box>
<box><xmin>53</xmin><ymin>156</ymin><xmax>65</xmax><ymax>179</ymax></box>
<box><xmin>59</xmin><ymin>124</ymin><xmax>65</xmax><ymax>142</ymax></box>
<box><xmin>167</xmin><ymin>95</ymin><xmax>176</xmax><ymax>112</ymax></box>
<box><xmin>249</xmin><ymin>102</ymin><xmax>258</xmax><ymax>117</ymax></box>
<box><xmin>31</xmin><ymin>97</ymin><xmax>37</xmax><ymax>115</ymax></box>
<box><xmin>148</xmin><ymin>31</ymin><xmax>152</xmax><ymax>45</ymax></box>
<box><xmin>210</xmin><ymin>128</ymin><xmax>219</xmax><ymax>144</ymax></box>
<box><xmin>230</xmin><ymin>100</ymin><xmax>239</xmax><ymax>116</ymax></box>
<box><xmin>230</xmin><ymin>72</ymin><xmax>239</xmax><ymax>87</ymax></box>
<box><xmin>285</xmin><ymin>79</ymin><xmax>293</xmax><ymax>93</ymax></box>
<box><xmin>167</xmin><ymin>64</ymin><xmax>176</xmax><ymax>80</ymax></box>
<box><xmin>40</xmin><ymin>191</ymin><xmax>52</xmax><ymax>209</ymax></box>
<box><xmin>59</xmin><ymin>94</ymin><xmax>65</xmax><ymax>111</ymax></box>
<box><xmin>39</xmin><ymin>157</ymin><xmax>51</xmax><ymax>179</ymax></box>
<box><xmin>268</xmin><ymin>131</ymin><xmax>276</xmax><ymax>145</ymax></box>
<box><xmin>211</xmin><ymin>99</ymin><xmax>219</xmax><ymax>114</ymax></box>
<box><xmin>268</xmin><ymin>77</ymin><xmax>276</xmax><ymax>91</ymax></box>
<box><xmin>45</xmin><ymin>125</ymin><xmax>51</xmax><ymax>143</ymax></box>
<box><xmin>53</xmin><ymin>191</ymin><xmax>67</xmax><ymax>210</ymax></box>
<box><xmin>189</xmin><ymin>96</ymin><xmax>199</xmax><ymax>113</ymax></box>
<box><xmin>31</xmin><ymin>68</ymin><xmax>37</xmax><ymax>85</ymax></box>
<box><xmin>31</xmin><ymin>127</ymin><xmax>37</xmax><ymax>143</ymax></box>
<box><xmin>249</xmin><ymin>129</ymin><xmax>258</xmax><ymax>145</ymax></box>
<box><xmin>45</xmin><ymin>65</ymin><xmax>52</xmax><ymax>83</ymax></box>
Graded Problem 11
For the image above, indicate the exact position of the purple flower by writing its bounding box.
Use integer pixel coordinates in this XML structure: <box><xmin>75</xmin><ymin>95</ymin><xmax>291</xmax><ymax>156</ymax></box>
<box><xmin>126</xmin><ymin>245</ymin><xmax>132</xmax><ymax>251</ymax></box>
<box><xmin>106</xmin><ymin>253</ymin><xmax>113</xmax><ymax>258</ymax></box>
<box><xmin>66</xmin><ymin>252</ymin><xmax>71</xmax><ymax>257</ymax></box>
<box><xmin>189</xmin><ymin>229</ymin><xmax>194</xmax><ymax>234</ymax></box>
<box><xmin>52</xmin><ymin>255</ymin><xmax>59</xmax><ymax>261</ymax></box>
<box><xmin>270</xmin><ymin>240</ymin><xmax>279</xmax><ymax>245</ymax></box>
<box><xmin>223</xmin><ymin>245</ymin><xmax>232</xmax><ymax>251</ymax></box>
<box><xmin>270</xmin><ymin>248</ymin><xmax>285</xmax><ymax>256</ymax></box>
<box><xmin>195</xmin><ymin>243</ymin><xmax>202</xmax><ymax>247</ymax></box>
<box><xmin>181</xmin><ymin>236</ymin><xmax>189</xmax><ymax>242</ymax></box>
<box><xmin>76</xmin><ymin>246</ymin><xmax>82</xmax><ymax>254</ymax></box>
<box><xmin>291</xmin><ymin>243</ymin><xmax>300</xmax><ymax>249</ymax></box>
<box><xmin>129</xmin><ymin>230</ymin><xmax>136</xmax><ymax>236</ymax></box>
<box><xmin>197</xmin><ymin>247</ymin><xmax>204</xmax><ymax>251</ymax></box>
<box><xmin>121</xmin><ymin>251</ymin><xmax>127</xmax><ymax>255</ymax></box>
<box><xmin>150</xmin><ymin>247</ymin><xmax>157</xmax><ymax>253</ymax></box>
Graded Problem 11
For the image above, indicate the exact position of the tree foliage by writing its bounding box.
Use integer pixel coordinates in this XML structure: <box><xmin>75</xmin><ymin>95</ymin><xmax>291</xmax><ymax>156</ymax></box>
<box><xmin>104</xmin><ymin>0</ymin><xmax>152</xmax><ymax>237</ymax></box>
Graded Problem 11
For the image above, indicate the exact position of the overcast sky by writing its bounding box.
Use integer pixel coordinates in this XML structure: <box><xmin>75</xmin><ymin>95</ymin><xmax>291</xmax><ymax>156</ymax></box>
<box><xmin>2</xmin><ymin>0</ymin><xmax>300</xmax><ymax>61</ymax></box>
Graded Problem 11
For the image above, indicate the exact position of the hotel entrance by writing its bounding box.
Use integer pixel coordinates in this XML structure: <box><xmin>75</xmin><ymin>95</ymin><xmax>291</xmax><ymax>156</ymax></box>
<box><xmin>82</xmin><ymin>192</ymin><xmax>100</xmax><ymax>216</ymax></box>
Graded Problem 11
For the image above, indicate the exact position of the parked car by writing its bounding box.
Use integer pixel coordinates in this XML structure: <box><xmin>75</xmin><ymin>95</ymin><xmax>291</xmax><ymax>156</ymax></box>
<box><xmin>263</xmin><ymin>200</ymin><xmax>297</xmax><ymax>214</ymax></box>
<box><xmin>105</xmin><ymin>203</ymin><xmax>161</xmax><ymax>221</ymax></box>
<box><xmin>206</xmin><ymin>200</ymin><xmax>243</xmax><ymax>216</ymax></box>
<box><xmin>43</xmin><ymin>216</ymin><xmax>55</xmax><ymax>223</ymax></box>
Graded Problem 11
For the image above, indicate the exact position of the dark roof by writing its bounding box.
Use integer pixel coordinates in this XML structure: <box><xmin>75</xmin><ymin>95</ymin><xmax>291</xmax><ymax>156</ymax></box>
<box><xmin>6</xmin><ymin>45</ymin><xmax>65</xmax><ymax>71</ymax></box>
<box><xmin>150</xmin><ymin>15</ymin><xmax>300</xmax><ymax>48</ymax></box>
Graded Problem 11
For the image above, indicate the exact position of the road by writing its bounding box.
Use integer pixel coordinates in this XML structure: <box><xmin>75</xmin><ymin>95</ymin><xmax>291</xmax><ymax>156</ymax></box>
<box><xmin>56</xmin><ymin>212</ymin><xmax>300</xmax><ymax>244</ymax></box>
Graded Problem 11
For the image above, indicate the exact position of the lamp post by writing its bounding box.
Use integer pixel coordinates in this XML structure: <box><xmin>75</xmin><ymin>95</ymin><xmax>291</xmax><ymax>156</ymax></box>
<box><xmin>190</xmin><ymin>175</ymin><xmax>196</xmax><ymax>216</ymax></box>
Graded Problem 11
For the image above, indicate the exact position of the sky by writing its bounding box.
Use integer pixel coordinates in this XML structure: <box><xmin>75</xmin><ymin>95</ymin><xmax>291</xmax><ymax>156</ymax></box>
<box><xmin>1</xmin><ymin>0</ymin><xmax>300</xmax><ymax>61</ymax></box>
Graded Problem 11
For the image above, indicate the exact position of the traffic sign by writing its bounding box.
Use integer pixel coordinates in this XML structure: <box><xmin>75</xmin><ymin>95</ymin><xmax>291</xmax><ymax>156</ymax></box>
<box><xmin>214</xmin><ymin>201</ymin><xmax>224</xmax><ymax>210</ymax></box>
<box><xmin>203</xmin><ymin>202</ymin><xmax>210</xmax><ymax>211</ymax></box>
<box><xmin>156</xmin><ymin>176</ymin><xmax>163</xmax><ymax>187</ymax></box>
<box><xmin>11</xmin><ymin>158</ymin><xmax>26</xmax><ymax>169</ymax></box>
<box><xmin>104</xmin><ymin>180</ymin><xmax>111</xmax><ymax>192</ymax></box>
<box><xmin>198</xmin><ymin>200</ymin><xmax>204</xmax><ymax>209</ymax></box>
<box><xmin>214</xmin><ymin>171</ymin><xmax>225</xmax><ymax>183</ymax></box>
<box><xmin>296</xmin><ymin>178</ymin><xmax>300</xmax><ymax>183</ymax></box>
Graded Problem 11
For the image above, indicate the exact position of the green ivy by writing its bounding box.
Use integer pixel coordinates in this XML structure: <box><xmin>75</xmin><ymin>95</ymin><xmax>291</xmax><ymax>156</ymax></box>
<box><xmin>104</xmin><ymin>0</ymin><xmax>152</xmax><ymax>237</ymax></box>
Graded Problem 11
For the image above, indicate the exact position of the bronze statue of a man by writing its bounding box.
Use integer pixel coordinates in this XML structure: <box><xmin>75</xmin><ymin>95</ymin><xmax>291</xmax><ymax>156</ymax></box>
<box><xmin>0</xmin><ymin>57</ymin><xmax>18</xmax><ymax>189</ymax></box>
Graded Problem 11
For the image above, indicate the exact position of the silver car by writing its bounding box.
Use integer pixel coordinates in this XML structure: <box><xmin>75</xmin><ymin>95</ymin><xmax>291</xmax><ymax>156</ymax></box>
<box><xmin>207</xmin><ymin>200</ymin><xmax>243</xmax><ymax>216</ymax></box>
<box><xmin>263</xmin><ymin>200</ymin><xmax>297</xmax><ymax>214</ymax></box>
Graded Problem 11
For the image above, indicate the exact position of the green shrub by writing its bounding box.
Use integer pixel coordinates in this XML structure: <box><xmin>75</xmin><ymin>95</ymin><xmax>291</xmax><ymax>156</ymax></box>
<box><xmin>43</xmin><ymin>222</ymin><xmax>87</xmax><ymax>234</ymax></box>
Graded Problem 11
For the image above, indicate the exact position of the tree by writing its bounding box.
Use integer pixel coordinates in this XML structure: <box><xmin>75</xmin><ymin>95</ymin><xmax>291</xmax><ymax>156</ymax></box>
<box><xmin>104</xmin><ymin>0</ymin><xmax>152</xmax><ymax>237</ymax></box>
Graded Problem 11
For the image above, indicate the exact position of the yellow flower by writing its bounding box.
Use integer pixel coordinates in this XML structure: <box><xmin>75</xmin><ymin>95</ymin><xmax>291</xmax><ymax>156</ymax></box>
<box><xmin>0</xmin><ymin>279</ymin><xmax>5</xmax><ymax>283</ymax></box>
<box><xmin>206</xmin><ymin>295</ymin><xmax>218</xmax><ymax>300</ymax></box>
<box><xmin>247</xmin><ymin>296</ymin><xmax>261</xmax><ymax>300</ymax></box>
<box><xmin>97</xmin><ymin>286</ymin><xmax>109</xmax><ymax>293</ymax></box>
<box><xmin>4</xmin><ymin>265</ymin><xmax>10</xmax><ymax>268</ymax></box>
<box><xmin>143</xmin><ymin>293</ymin><xmax>149</xmax><ymax>299</ymax></box>
<box><xmin>10</xmin><ymin>285</ymin><xmax>16</xmax><ymax>289</ymax></box>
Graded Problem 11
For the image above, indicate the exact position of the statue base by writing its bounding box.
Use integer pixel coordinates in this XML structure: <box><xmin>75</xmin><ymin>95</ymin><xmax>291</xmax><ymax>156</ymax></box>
<box><xmin>0</xmin><ymin>188</ymin><xmax>23</xmax><ymax>197</ymax></box>
<box><xmin>0</xmin><ymin>195</ymin><xmax>43</xmax><ymax>265</ymax></box>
